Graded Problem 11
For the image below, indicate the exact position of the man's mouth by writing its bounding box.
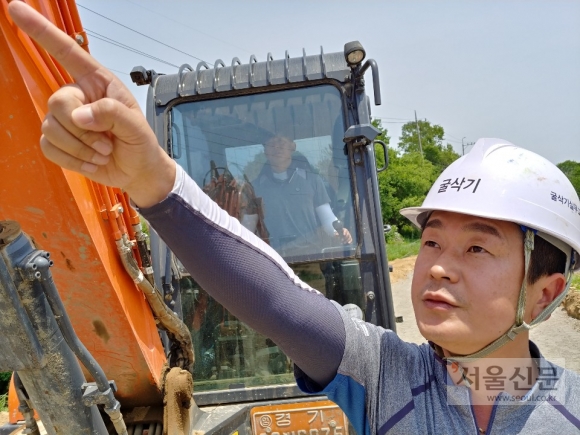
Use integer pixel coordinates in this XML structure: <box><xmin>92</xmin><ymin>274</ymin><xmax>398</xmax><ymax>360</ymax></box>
<box><xmin>422</xmin><ymin>292</ymin><xmax>458</xmax><ymax>310</ymax></box>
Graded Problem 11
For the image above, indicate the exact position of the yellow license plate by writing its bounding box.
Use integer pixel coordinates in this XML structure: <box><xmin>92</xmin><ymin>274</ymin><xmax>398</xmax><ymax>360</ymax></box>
<box><xmin>251</xmin><ymin>400</ymin><xmax>349</xmax><ymax>435</ymax></box>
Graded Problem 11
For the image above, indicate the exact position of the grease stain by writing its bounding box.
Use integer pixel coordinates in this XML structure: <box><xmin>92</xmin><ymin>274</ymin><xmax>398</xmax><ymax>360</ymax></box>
<box><xmin>92</xmin><ymin>320</ymin><xmax>110</xmax><ymax>344</ymax></box>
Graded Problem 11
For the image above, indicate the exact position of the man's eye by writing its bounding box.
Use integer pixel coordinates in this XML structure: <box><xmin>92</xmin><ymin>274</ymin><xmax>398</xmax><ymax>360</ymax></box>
<box><xmin>424</xmin><ymin>240</ymin><xmax>439</xmax><ymax>248</ymax></box>
<box><xmin>468</xmin><ymin>245</ymin><xmax>487</xmax><ymax>254</ymax></box>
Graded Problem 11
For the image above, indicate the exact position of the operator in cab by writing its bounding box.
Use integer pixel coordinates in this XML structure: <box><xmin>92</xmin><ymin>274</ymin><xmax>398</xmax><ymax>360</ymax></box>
<box><xmin>241</xmin><ymin>135</ymin><xmax>351</xmax><ymax>256</ymax></box>
<box><xmin>9</xmin><ymin>3</ymin><xmax>580</xmax><ymax>434</ymax></box>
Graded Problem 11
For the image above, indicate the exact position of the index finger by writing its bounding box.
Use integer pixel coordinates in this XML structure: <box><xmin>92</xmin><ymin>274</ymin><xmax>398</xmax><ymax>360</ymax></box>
<box><xmin>8</xmin><ymin>1</ymin><xmax>108</xmax><ymax>81</ymax></box>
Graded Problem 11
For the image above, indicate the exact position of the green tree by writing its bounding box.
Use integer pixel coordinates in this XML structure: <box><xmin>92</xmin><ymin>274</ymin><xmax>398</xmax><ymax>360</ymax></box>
<box><xmin>398</xmin><ymin>119</ymin><xmax>460</xmax><ymax>171</ymax></box>
<box><xmin>372</xmin><ymin>118</ymin><xmax>390</xmax><ymax>171</ymax></box>
<box><xmin>557</xmin><ymin>160</ymin><xmax>580</xmax><ymax>198</ymax></box>
<box><xmin>0</xmin><ymin>371</ymin><xmax>11</xmax><ymax>395</ymax></box>
<box><xmin>373</xmin><ymin>119</ymin><xmax>440</xmax><ymax>237</ymax></box>
<box><xmin>399</xmin><ymin>119</ymin><xmax>445</xmax><ymax>153</ymax></box>
<box><xmin>380</xmin><ymin>152</ymin><xmax>438</xmax><ymax>237</ymax></box>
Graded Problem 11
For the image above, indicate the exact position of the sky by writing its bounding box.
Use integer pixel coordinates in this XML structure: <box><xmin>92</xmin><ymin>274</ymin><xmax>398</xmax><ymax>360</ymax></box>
<box><xmin>78</xmin><ymin>0</ymin><xmax>580</xmax><ymax>164</ymax></box>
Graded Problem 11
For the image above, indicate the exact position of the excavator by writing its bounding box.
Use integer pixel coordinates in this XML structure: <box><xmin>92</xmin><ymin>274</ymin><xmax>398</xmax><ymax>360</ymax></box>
<box><xmin>0</xmin><ymin>1</ymin><xmax>396</xmax><ymax>433</ymax></box>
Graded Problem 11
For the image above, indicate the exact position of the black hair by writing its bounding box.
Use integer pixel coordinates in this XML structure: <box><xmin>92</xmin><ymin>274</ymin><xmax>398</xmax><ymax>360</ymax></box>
<box><xmin>527</xmin><ymin>235</ymin><xmax>567</xmax><ymax>284</ymax></box>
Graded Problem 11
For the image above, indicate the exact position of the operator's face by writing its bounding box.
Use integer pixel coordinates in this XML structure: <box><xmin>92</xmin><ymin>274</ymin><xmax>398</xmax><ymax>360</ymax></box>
<box><xmin>264</xmin><ymin>137</ymin><xmax>295</xmax><ymax>173</ymax></box>
<box><xmin>411</xmin><ymin>211</ymin><xmax>528</xmax><ymax>355</ymax></box>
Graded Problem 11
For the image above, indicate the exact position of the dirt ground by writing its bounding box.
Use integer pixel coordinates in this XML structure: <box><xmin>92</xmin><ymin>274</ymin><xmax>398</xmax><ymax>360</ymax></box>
<box><xmin>389</xmin><ymin>256</ymin><xmax>418</xmax><ymax>284</ymax></box>
<box><xmin>0</xmin><ymin>411</ymin><xmax>7</xmax><ymax>427</ymax></box>
<box><xmin>389</xmin><ymin>256</ymin><xmax>580</xmax><ymax>373</ymax></box>
<box><xmin>564</xmin><ymin>290</ymin><xmax>580</xmax><ymax>320</ymax></box>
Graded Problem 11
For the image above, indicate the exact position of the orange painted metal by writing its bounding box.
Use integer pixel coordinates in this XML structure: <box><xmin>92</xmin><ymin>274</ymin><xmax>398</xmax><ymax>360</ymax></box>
<box><xmin>7</xmin><ymin>378</ymin><xmax>39</xmax><ymax>425</ymax></box>
<box><xmin>0</xmin><ymin>0</ymin><xmax>166</xmax><ymax>417</ymax></box>
<box><xmin>250</xmin><ymin>400</ymin><xmax>350</xmax><ymax>435</ymax></box>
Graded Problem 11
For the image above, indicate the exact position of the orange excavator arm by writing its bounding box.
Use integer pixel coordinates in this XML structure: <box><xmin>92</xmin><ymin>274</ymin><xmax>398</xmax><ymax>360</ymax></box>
<box><xmin>0</xmin><ymin>0</ymin><xmax>166</xmax><ymax>418</ymax></box>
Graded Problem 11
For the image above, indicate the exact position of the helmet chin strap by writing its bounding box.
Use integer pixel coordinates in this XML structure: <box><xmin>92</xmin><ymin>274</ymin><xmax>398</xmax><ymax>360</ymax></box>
<box><xmin>441</xmin><ymin>229</ymin><xmax>573</xmax><ymax>370</ymax></box>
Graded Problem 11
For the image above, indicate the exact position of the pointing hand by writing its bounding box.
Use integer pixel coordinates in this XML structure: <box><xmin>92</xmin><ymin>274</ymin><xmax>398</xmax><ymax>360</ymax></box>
<box><xmin>8</xmin><ymin>1</ymin><xmax>175</xmax><ymax>207</ymax></box>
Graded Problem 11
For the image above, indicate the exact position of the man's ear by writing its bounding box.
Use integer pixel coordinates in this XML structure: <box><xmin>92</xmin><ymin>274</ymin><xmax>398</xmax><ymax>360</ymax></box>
<box><xmin>291</xmin><ymin>141</ymin><xmax>297</xmax><ymax>152</ymax></box>
<box><xmin>530</xmin><ymin>273</ymin><xmax>567</xmax><ymax>321</ymax></box>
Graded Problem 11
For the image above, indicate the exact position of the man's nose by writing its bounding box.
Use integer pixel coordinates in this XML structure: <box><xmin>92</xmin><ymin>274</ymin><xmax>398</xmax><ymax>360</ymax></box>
<box><xmin>429</xmin><ymin>254</ymin><xmax>460</xmax><ymax>283</ymax></box>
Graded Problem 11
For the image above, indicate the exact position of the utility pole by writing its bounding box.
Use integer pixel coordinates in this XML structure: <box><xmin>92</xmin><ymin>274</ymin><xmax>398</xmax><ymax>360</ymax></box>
<box><xmin>414</xmin><ymin>110</ymin><xmax>423</xmax><ymax>159</ymax></box>
<box><xmin>462</xmin><ymin>137</ymin><xmax>475</xmax><ymax>155</ymax></box>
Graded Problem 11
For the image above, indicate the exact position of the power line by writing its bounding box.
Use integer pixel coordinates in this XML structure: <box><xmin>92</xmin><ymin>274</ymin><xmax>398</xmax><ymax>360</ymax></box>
<box><xmin>107</xmin><ymin>67</ymin><xmax>129</xmax><ymax>76</ymax></box>
<box><xmin>373</xmin><ymin>117</ymin><xmax>413</xmax><ymax>124</ymax></box>
<box><xmin>88</xmin><ymin>35</ymin><xmax>178</xmax><ymax>69</ymax></box>
<box><xmin>462</xmin><ymin>138</ymin><xmax>475</xmax><ymax>155</ymax></box>
<box><xmin>78</xmin><ymin>4</ymin><xmax>211</xmax><ymax>66</ymax></box>
<box><xmin>123</xmin><ymin>0</ymin><xmax>252</xmax><ymax>56</ymax></box>
<box><xmin>377</xmin><ymin>114</ymin><xmax>468</xmax><ymax>152</ymax></box>
<box><xmin>86</xmin><ymin>29</ymin><xmax>179</xmax><ymax>68</ymax></box>
<box><xmin>375</xmin><ymin>116</ymin><xmax>412</xmax><ymax>121</ymax></box>
<box><xmin>444</xmin><ymin>132</ymin><xmax>464</xmax><ymax>141</ymax></box>
<box><xmin>86</xmin><ymin>29</ymin><xmax>180</xmax><ymax>68</ymax></box>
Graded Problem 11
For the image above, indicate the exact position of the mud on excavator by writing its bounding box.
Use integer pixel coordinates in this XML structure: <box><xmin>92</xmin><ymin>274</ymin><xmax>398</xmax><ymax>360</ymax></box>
<box><xmin>0</xmin><ymin>1</ymin><xmax>396</xmax><ymax>433</ymax></box>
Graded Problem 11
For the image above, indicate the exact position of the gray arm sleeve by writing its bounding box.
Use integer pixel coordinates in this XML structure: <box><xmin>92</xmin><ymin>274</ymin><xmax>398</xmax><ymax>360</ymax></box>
<box><xmin>140</xmin><ymin>165</ymin><xmax>346</xmax><ymax>387</ymax></box>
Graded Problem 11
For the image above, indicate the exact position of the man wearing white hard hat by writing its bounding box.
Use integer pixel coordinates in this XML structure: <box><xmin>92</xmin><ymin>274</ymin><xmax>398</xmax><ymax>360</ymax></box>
<box><xmin>397</xmin><ymin>138</ymin><xmax>580</xmax><ymax>433</ymax></box>
<box><xmin>9</xmin><ymin>3</ymin><xmax>580</xmax><ymax>434</ymax></box>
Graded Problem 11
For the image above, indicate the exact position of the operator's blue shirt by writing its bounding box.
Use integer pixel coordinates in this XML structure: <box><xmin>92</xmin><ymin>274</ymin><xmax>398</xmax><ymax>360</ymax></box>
<box><xmin>253</xmin><ymin>162</ymin><xmax>330</xmax><ymax>250</ymax></box>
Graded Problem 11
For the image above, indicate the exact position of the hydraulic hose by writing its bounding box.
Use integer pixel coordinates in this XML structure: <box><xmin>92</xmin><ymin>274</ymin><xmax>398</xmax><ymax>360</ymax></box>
<box><xmin>37</xmin><ymin>252</ymin><xmax>128</xmax><ymax>435</ymax></box>
<box><xmin>134</xmin><ymin>224</ymin><xmax>155</xmax><ymax>286</ymax></box>
<box><xmin>116</xmin><ymin>237</ymin><xmax>194</xmax><ymax>371</ymax></box>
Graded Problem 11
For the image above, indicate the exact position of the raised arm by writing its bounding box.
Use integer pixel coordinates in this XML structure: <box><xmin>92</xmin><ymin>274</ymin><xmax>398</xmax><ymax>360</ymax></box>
<box><xmin>141</xmin><ymin>166</ymin><xmax>345</xmax><ymax>387</ymax></box>
<box><xmin>8</xmin><ymin>1</ymin><xmax>345</xmax><ymax>387</ymax></box>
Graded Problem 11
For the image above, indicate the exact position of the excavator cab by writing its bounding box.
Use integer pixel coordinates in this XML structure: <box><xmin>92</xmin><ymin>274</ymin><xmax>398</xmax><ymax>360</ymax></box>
<box><xmin>134</xmin><ymin>41</ymin><xmax>397</xmax><ymax>428</ymax></box>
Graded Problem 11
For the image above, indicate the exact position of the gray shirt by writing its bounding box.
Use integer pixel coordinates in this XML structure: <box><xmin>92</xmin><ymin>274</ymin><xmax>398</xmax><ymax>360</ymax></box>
<box><xmin>253</xmin><ymin>165</ymin><xmax>331</xmax><ymax>250</ymax></box>
<box><xmin>296</xmin><ymin>305</ymin><xmax>580</xmax><ymax>435</ymax></box>
<box><xmin>142</xmin><ymin>165</ymin><xmax>580</xmax><ymax>435</ymax></box>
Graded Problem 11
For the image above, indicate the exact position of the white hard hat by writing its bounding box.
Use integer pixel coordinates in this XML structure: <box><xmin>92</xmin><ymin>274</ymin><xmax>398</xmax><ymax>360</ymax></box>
<box><xmin>401</xmin><ymin>138</ymin><xmax>580</xmax><ymax>271</ymax></box>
